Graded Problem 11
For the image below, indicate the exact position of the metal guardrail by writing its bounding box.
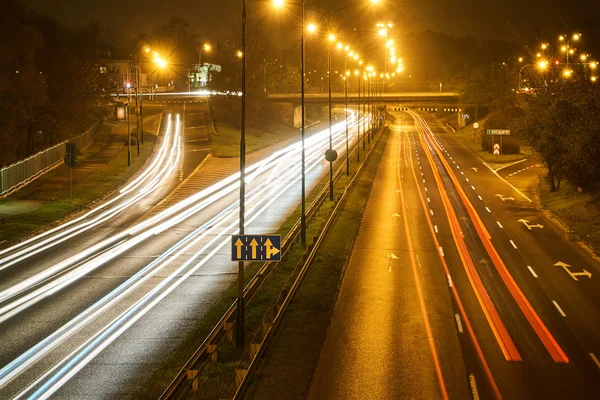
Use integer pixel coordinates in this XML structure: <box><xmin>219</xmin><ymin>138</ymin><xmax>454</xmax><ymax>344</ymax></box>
<box><xmin>0</xmin><ymin>122</ymin><xmax>100</xmax><ymax>197</ymax></box>
<box><xmin>160</xmin><ymin>124</ymin><xmax>387</xmax><ymax>400</ymax></box>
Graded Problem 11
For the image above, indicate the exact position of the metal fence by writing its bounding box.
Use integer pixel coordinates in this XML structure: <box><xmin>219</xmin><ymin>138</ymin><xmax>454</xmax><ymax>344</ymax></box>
<box><xmin>0</xmin><ymin>122</ymin><xmax>100</xmax><ymax>197</ymax></box>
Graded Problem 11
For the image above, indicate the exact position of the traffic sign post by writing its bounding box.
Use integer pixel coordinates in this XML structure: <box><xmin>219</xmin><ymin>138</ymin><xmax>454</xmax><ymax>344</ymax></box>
<box><xmin>64</xmin><ymin>143</ymin><xmax>77</xmax><ymax>202</ymax></box>
<box><xmin>231</xmin><ymin>235</ymin><xmax>281</xmax><ymax>261</ymax></box>
<box><xmin>493</xmin><ymin>143</ymin><xmax>500</xmax><ymax>156</ymax></box>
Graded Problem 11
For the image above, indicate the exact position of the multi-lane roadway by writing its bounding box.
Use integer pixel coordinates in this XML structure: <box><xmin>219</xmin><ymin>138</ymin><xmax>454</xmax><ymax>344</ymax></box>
<box><xmin>0</xmin><ymin>98</ymin><xmax>366</xmax><ymax>398</ymax></box>
<box><xmin>310</xmin><ymin>110</ymin><xmax>600</xmax><ymax>399</ymax></box>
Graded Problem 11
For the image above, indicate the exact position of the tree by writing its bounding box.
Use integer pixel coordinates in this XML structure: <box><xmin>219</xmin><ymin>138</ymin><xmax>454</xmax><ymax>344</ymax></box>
<box><xmin>511</xmin><ymin>80</ymin><xmax>600</xmax><ymax>192</ymax></box>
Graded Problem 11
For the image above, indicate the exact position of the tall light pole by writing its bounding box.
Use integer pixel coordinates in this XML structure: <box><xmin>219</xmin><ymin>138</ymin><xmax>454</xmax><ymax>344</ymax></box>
<box><xmin>273</xmin><ymin>0</ymin><xmax>315</xmax><ymax>246</ymax></box>
<box><xmin>355</xmin><ymin>70</ymin><xmax>360</xmax><ymax>162</ymax></box>
<box><xmin>321</xmin><ymin>0</ymin><xmax>381</xmax><ymax>201</ymax></box>
<box><xmin>327</xmin><ymin>33</ymin><xmax>334</xmax><ymax>201</ymax></box>
<box><xmin>344</xmin><ymin>72</ymin><xmax>349</xmax><ymax>175</ymax></box>
<box><xmin>237</xmin><ymin>0</ymin><xmax>247</xmax><ymax>349</ymax></box>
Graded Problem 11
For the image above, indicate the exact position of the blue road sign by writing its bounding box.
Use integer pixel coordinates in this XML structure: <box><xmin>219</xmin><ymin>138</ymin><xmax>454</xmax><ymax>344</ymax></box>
<box><xmin>231</xmin><ymin>235</ymin><xmax>281</xmax><ymax>261</ymax></box>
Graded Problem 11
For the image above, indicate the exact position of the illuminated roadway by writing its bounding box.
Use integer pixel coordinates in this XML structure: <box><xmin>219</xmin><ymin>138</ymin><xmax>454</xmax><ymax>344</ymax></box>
<box><xmin>309</xmin><ymin>111</ymin><xmax>600</xmax><ymax>399</ymax></box>
<box><xmin>0</xmin><ymin>102</ymin><xmax>365</xmax><ymax>398</ymax></box>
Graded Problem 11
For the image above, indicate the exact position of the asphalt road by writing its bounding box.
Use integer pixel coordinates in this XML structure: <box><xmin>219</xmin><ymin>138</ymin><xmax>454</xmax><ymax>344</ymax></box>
<box><xmin>0</xmin><ymin>100</ymin><xmax>364</xmax><ymax>398</ymax></box>
<box><xmin>309</xmin><ymin>111</ymin><xmax>600</xmax><ymax>399</ymax></box>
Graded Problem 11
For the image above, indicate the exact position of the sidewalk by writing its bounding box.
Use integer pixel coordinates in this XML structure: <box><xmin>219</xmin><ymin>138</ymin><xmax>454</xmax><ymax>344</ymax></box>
<box><xmin>0</xmin><ymin>114</ymin><xmax>162</xmax><ymax>244</ymax></box>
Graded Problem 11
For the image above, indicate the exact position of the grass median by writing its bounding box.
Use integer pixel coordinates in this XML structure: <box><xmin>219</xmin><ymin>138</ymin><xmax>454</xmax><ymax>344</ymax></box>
<box><xmin>134</xmin><ymin>128</ymin><xmax>389</xmax><ymax>399</ymax></box>
<box><xmin>0</xmin><ymin>125</ymin><xmax>157</xmax><ymax>244</ymax></box>
<box><xmin>244</xmin><ymin>127</ymin><xmax>390</xmax><ymax>399</ymax></box>
<box><xmin>210</xmin><ymin>123</ymin><xmax>298</xmax><ymax>158</ymax></box>
<box><xmin>539</xmin><ymin>179</ymin><xmax>600</xmax><ymax>254</ymax></box>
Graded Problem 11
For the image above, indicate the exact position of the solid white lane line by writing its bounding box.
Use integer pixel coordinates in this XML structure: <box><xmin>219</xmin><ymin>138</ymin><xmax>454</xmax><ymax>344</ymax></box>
<box><xmin>510</xmin><ymin>240</ymin><xmax>518</xmax><ymax>249</ymax></box>
<box><xmin>590</xmin><ymin>353</ymin><xmax>600</xmax><ymax>369</ymax></box>
<box><xmin>497</xmin><ymin>221</ymin><xmax>503</xmax><ymax>229</ymax></box>
<box><xmin>455</xmin><ymin>314</ymin><xmax>464</xmax><ymax>333</ymax></box>
<box><xmin>553</xmin><ymin>301</ymin><xmax>567</xmax><ymax>317</ymax></box>
<box><xmin>527</xmin><ymin>266</ymin><xmax>538</xmax><ymax>278</ymax></box>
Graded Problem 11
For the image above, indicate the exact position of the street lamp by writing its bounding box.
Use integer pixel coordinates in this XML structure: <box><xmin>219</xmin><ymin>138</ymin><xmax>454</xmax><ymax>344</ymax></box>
<box><xmin>318</xmin><ymin>0</ymin><xmax>381</xmax><ymax>201</ymax></box>
<box><xmin>377</xmin><ymin>22</ymin><xmax>393</xmax><ymax>92</ymax></box>
<box><xmin>272</xmin><ymin>0</ymin><xmax>321</xmax><ymax>246</ymax></box>
<box><xmin>343</xmin><ymin>71</ymin><xmax>350</xmax><ymax>176</ymax></box>
<box><xmin>237</xmin><ymin>0</ymin><xmax>248</xmax><ymax>350</ymax></box>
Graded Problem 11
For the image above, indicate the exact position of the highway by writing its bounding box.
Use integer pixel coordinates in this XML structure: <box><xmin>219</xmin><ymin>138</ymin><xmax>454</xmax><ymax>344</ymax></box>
<box><xmin>309</xmin><ymin>111</ymin><xmax>600</xmax><ymax>399</ymax></box>
<box><xmin>0</xmin><ymin>102</ymin><xmax>366</xmax><ymax>398</ymax></box>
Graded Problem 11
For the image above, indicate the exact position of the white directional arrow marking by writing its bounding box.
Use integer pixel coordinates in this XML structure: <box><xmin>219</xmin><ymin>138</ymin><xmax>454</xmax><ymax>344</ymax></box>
<box><xmin>392</xmin><ymin>213</ymin><xmax>402</xmax><ymax>219</ymax></box>
<box><xmin>471</xmin><ymin>167</ymin><xmax>479</xmax><ymax>172</ymax></box>
<box><xmin>387</xmin><ymin>253</ymin><xmax>400</xmax><ymax>260</ymax></box>
<box><xmin>395</xmin><ymin>189</ymin><xmax>401</xmax><ymax>196</ymax></box>
<box><xmin>518</xmin><ymin>219</ymin><xmax>544</xmax><ymax>230</ymax></box>
<box><xmin>554</xmin><ymin>261</ymin><xmax>592</xmax><ymax>281</ymax></box>
<box><xmin>495</xmin><ymin>194</ymin><xmax>515</xmax><ymax>201</ymax></box>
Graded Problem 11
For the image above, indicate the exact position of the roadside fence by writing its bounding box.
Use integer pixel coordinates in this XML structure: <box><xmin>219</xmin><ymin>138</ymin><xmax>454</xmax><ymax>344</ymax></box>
<box><xmin>0</xmin><ymin>122</ymin><xmax>101</xmax><ymax>197</ymax></box>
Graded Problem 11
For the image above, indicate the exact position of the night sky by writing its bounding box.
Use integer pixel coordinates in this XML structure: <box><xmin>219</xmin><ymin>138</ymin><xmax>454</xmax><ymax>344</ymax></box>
<box><xmin>22</xmin><ymin>0</ymin><xmax>600</xmax><ymax>46</ymax></box>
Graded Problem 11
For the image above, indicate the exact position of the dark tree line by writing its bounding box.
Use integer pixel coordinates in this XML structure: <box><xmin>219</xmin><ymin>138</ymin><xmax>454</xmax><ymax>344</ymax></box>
<box><xmin>0</xmin><ymin>1</ymin><xmax>113</xmax><ymax>167</ymax></box>
<box><xmin>511</xmin><ymin>81</ymin><xmax>600</xmax><ymax>192</ymax></box>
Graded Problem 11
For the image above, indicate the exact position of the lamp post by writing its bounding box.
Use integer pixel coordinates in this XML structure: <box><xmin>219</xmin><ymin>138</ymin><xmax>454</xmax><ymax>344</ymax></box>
<box><xmin>355</xmin><ymin>70</ymin><xmax>360</xmax><ymax>162</ymax></box>
<box><xmin>321</xmin><ymin>1</ymin><xmax>381</xmax><ymax>201</ymax></box>
<box><xmin>273</xmin><ymin>0</ymin><xmax>315</xmax><ymax>246</ymax></box>
<box><xmin>237</xmin><ymin>0</ymin><xmax>247</xmax><ymax>349</ymax></box>
<box><xmin>344</xmin><ymin>72</ymin><xmax>349</xmax><ymax>175</ymax></box>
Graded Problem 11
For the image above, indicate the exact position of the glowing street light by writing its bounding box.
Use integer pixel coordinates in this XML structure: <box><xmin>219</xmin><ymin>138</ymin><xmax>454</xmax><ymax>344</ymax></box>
<box><xmin>307</xmin><ymin>23</ymin><xmax>317</xmax><ymax>33</ymax></box>
<box><xmin>563</xmin><ymin>68</ymin><xmax>572</xmax><ymax>78</ymax></box>
<box><xmin>518</xmin><ymin>57</ymin><xmax>524</xmax><ymax>63</ymax></box>
<box><xmin>538</xmin><ymin>60</ymin><xmax>548</xmax><ymax>69</ymax></box>
<box><xmin>592</xmin><ymin>76</ymin><xmax>597</xmax><ymax>82</ymax></box>
<box><xmin>236</xmin><ymin>50</ymin><xmax>243</xmax><ymax>58</ymax></box>
<box><xmin>590</xmin><ymin>61</ymin><xmax>598</xmax><ymax>69</ymax></box>
<box><xmin>328</xmin><ymin>33</ymin><xmax>336</xmax><ymax>42</ymax></box>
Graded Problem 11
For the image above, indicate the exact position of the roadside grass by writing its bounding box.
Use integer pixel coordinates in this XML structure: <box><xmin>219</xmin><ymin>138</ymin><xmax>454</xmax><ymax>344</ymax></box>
<box><xmin>437</xmin><ymin>113</ymin><xmax>532</xmax><ymax>163</ymax></box>
<box><xmin>134</xmin><ymin>128</ymin><xmax>388</xmax><ymax>399</ymax></box>
<box><xmin>0</xmin><ymin>128</ymin><xmax>157</xmax><ymax>244</ymax></box>
<box><xmin>210</xmin><ymin>123</ymin><xmax>298</xmax><ymax>158</ymax></box>
<box><xmin>244</xmin><ymin>128</ymin><xmax>390</xmax><ymax>399</ymax></box>
<box><xmin>539</xmin><ymin>179</ymin><xmax>600</xmax><ymax>254</ymax></box>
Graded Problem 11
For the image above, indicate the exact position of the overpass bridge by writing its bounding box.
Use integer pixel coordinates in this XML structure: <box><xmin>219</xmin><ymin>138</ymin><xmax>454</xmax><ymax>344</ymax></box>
<box><xmin>267</xmin><ymin>92</ymin><xmax>463</xmax><ymax>127</ymax></box>
<box><xmin>268</xmin><ymin>92</ymin><xmax>459</xmax><ymax>105</ymax></box>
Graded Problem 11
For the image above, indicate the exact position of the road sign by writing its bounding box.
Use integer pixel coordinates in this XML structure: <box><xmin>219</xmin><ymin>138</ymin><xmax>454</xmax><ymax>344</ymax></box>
<box><xmin>486</xmin><ymin>129</ymin><xmax>511</xmax><ymax>136</ymax></box>
<box><xmin>231</xmin><ymin>235</ymin><xmax>281</xmax><ymax>261</ymax></box>
<box><xmin>64</xmin><ymin>153</ymin><xmax>77</xmax><ymax>168</ymax></box>
<box><xmin>473</xmin><ymin>123</ymin><xmax>480</xmax><ymax>129</ymax></box>
<box><xmin>324</xmin><ymin>148</ymin><xmax>338</xmax><ymax>162</ymax></box>
<box><xmin>493</xmin><ymin>143</ymin><xmax>500</xmax><ymax>155</ymax></box>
